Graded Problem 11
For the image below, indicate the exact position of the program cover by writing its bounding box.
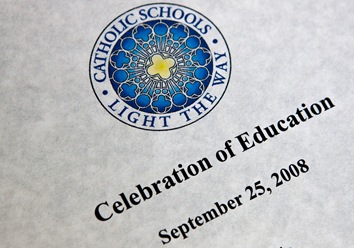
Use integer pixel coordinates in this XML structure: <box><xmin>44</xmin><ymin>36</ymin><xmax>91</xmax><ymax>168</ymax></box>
<box><xmin>1</xmin><ymin>1</ymin><xmax>353</xmax><ymax>247</ymax></box>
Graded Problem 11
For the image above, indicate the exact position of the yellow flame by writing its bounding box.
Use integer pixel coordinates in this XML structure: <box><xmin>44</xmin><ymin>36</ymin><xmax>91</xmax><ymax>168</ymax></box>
<box><xmin>147</xmin><ymin>54</ymin><xmax>175</xmax><ymax>79</ymax></box>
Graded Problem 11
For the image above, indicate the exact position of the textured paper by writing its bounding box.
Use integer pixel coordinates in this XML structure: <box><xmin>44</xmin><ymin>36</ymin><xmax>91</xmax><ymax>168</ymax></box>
<box><xmin>1</xmin><ymin>0</ymin><xmax>353</xmax><ymax>247</ymax></box>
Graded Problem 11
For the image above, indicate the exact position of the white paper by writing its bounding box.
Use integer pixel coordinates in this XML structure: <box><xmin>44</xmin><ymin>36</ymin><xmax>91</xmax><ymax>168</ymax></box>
<box><xmin>1</xmin><ymin>0</ymin><xmax>353</xmax><ymax>247</ymax></box>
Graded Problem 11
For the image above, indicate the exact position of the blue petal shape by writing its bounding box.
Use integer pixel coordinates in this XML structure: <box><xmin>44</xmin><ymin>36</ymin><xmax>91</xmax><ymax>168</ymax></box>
<box><xmin>120</xmin><ymin>83</ymin><xmax>137</xmax><ymax>98</ymax></box>
<box><xmin>170</xmin><ymin>25</ymin><xmax>187</xmax><ymax>41</ymax></box>
<box><xmin>134</xmin><ymin>26</ymin><xmax>152</xmax><ymax>42</ymax></box>
<box><xmin>152</xmin><ymin>95</ymin><xmax>171</xmax><ymax>112</ymax></box>
<box><xmin>111</xmin><ymin>51</ymin><xmax>130</xmax><ymax>68</ymax></box>
<box><xmin>192</xmin><ymin>49</ymin><xmax>210</xmax><ymax>66</ymax></box>
<box><xmin>186</xmin><ymin>81</ymin><xmax>202</xmax><ymax>96</ymax></box>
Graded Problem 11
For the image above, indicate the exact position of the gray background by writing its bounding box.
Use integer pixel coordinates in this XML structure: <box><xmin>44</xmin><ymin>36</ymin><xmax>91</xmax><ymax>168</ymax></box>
<box><xmin>1</xmin><ymin>0</ymin><xmax>353</xmax><ymax>247</ymax></box>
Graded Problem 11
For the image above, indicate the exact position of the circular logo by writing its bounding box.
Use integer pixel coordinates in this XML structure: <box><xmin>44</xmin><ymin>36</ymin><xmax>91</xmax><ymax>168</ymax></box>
<box><xmin>89</xmin><ymin>3</ymin><xmax>231</xmax><ymax>131</ymax></box>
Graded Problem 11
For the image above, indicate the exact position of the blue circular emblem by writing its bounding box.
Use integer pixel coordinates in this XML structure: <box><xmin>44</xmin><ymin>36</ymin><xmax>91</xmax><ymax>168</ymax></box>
<box><xmin>90</xmin><ymin>3</ymin><xmax>231</xmax><ymax>131</ymax></box>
